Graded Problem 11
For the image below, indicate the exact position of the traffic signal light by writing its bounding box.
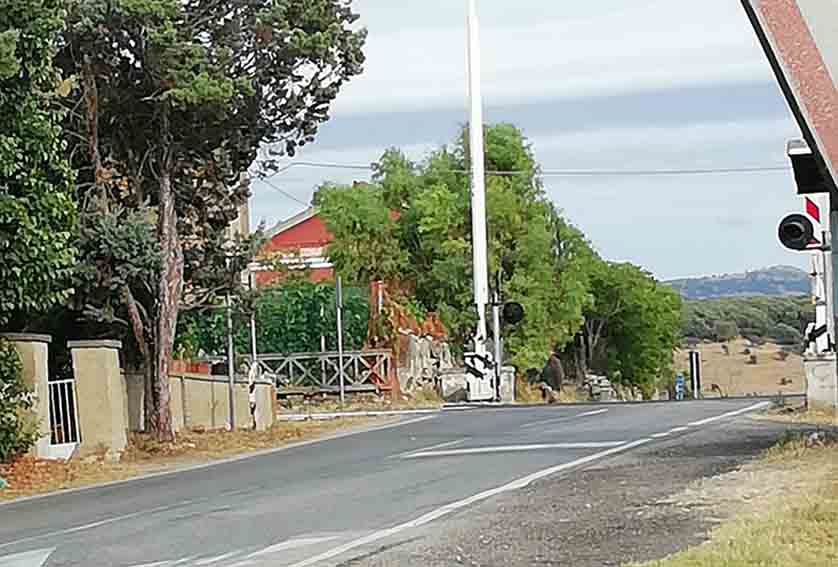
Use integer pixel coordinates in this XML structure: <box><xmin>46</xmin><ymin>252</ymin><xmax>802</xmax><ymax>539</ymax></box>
<box><xmin>502</xmin><ymin>302</ymin><xmax>525</xmax><ymax>325</ymax></box>
<box><xmin>778</xmin><ymin>213</ymin><xmax>816</xmax><ymax>251</ymax></box>
<box><xmin>778</xmin><ymin>196</ymin><xmax>823</xmax><ymax>252</ymax></box>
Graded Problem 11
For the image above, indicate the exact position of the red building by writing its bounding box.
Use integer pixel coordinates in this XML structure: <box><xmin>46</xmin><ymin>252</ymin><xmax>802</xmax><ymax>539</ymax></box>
<box><xmin>255</xmin><ymin>207</ymin><xmax>335</xmax><ymax>286</ymax></box>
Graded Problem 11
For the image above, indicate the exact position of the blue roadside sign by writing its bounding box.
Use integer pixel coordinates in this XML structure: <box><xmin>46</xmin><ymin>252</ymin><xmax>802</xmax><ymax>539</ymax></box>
<box><xmin>675</xmin><ymin>373</ymin><xmax>685</xmax><ymax>401</ymax></box>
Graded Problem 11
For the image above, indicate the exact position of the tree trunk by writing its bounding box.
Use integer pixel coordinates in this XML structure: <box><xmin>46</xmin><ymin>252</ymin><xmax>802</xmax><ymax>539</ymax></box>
<box><xmin>122</xmin><ymin>286</ymin><xmax>157</xmax><ymax>432</ymax></box>
<box><xmin>150</xmin><ymin>166</ymin><xmax>182</xmax><ymax>441</ymax></box>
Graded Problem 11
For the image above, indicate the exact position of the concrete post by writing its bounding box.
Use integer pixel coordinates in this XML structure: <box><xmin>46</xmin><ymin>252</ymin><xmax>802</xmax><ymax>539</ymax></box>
<box><xmin>0</xmin><ymin>333</ymin><xmax>52</xmax><ymax>457</ymax></box>
<box><xmin>68</xmin><ymin>340</ymin><xmax>128</xmax><ymax>461</ymax></box>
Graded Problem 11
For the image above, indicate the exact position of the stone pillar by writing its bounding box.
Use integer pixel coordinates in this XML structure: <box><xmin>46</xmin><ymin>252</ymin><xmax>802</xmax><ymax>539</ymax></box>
<box><xmin>68</xmin><ymin>340</ymin><xmax>128</xmax><ymax>461</ymax></box>
<box><xmin>500</xmin><ymin>366</ymin><xmax>516</xmax><ymax>403</ymax></box>
<box><xmin>0</xmin><ymin>333</ymin><xmax>52</xmax><ymax>458</ymax></box>
<box><xmin>804</xmin><ymin>354</ymin><xmax>838</xmax><ymax>410</ymax></box>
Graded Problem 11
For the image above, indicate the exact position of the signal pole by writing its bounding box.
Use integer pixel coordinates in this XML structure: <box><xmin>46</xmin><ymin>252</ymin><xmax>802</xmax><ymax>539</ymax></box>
<box><xmin>466</xmin><ymin>0</ymin><xmax>492</xmax><ymax>391</ymax></box>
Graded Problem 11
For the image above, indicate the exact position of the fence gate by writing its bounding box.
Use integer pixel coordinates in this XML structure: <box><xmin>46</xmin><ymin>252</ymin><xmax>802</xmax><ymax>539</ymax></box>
<box><xmin>47</xmin><ymin>377</ymin><xmax>81</xmax><ymax>459</ymax></box>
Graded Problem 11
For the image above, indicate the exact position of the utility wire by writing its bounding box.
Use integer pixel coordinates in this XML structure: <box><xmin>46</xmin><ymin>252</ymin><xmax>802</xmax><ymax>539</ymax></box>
<box><xmin>267</xmin><ymin>160</ymin><xmax>791</xmax><ymax>178</ymax></box>
<box><xmin>258</xmin><ymin>175</ymin><xmax>310</xmax><ymax>206</ymax></box>
<box><xmin>257</xmin><ymin>161</ymin><xmax>792</xmax><ymax>203</ymax></box>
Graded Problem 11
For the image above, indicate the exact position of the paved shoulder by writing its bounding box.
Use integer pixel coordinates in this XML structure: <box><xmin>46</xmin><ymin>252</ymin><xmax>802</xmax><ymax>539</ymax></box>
<box><xmin>342</xmin><ymin>418</ymin><xmax>792</xmax><ymax>567</ymax></box>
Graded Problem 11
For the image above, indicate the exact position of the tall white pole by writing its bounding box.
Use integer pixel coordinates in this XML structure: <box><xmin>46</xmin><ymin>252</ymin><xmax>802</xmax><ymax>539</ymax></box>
<box><xmin>467</xmin><ymin>0</ymin><xmax>490</xmax><ymax>368</ymax></box>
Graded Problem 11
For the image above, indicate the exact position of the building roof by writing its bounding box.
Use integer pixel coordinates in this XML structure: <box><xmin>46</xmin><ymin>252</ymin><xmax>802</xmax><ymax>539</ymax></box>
<box><xmin>265</xmin><ymin>207</ymin><xmax>318</xmax><ymax>240</ymax></box>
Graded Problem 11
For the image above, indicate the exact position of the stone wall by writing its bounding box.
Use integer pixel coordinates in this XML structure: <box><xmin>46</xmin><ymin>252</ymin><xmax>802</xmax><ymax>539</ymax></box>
<box><xmin>438</xmin><ymin>366</ymin><xmax>516</xmax><ymax>403</ymax></box>
<box><xmin>397</xmin><ymin>334</ymin><xmax>454</xmax><ymax>392</ymax></box>
<box><xmin>125</xmin><ymin>372</ymin><xmax>275</xmax><ymax>433</ymax></box>
<box><xmin>168</xmin><ymin>374</ymin><xmax>275</xmax><ymax>432</ymax></box>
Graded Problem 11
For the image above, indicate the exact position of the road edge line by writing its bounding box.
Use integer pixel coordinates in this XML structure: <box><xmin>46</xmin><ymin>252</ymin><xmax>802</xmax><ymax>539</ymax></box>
<box><xmin>284</xmin><ymin>438</ymin><xmax>653</xmax><ymax>567</ymax></box>
<box><xmin>0</xmin><ymin>415</ymin><xmax>436</xmax><ymax>510</ymax></box>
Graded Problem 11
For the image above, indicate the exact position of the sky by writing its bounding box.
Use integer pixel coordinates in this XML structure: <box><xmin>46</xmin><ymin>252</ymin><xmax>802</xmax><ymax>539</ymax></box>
<box><xmin>249</xmin><ymin>0</ymin><xmax>808</xmax><ymax>280</ymax></box>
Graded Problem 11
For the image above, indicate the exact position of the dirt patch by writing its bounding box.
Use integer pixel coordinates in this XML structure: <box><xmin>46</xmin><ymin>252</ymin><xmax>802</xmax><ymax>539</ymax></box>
<box><xmin>675</xmin><ymin>339</ymin><xmax>804</xmax><ymax>397</ymax></box>
<box><xmin>0</xmin><ymin>417</ymin><xmax>376</xmax><ymax>502</ymax></box>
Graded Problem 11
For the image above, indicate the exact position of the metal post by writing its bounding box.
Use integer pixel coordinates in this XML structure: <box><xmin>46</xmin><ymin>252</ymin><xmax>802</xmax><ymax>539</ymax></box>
<box><xmin>248</xmin><ymin>271</ymin><xmax>258</xmax><ymax>429</ymax></box>
<box><xmin>336</xmin><ymin>276</ymin><xmax>346</xmax><ymax>406</ymax></box>
<box><xmin>226</xmin><ymin>293</ymin><xmax>235</xmax><ymax>429</ymax></box>
<box><xmin>830</xmin><ymin>200</ymin><xmax>838</xmax><ymax>417</ymax></box>
<box><xmin>492</xmin><ymin>289</ymin><xmax>502</xmax><ymax>401</ymax></box>
<box><xmin>320</xmin><ymin>304</ymin><xmax>326</xmax><ymax>386</ymax></box>
<box><xmin>467</xmin><ymin>0</ymin><xmax>491</xmax><ymax>378</ymax></box>
<box><xmin>249</xmin><ymin>272</ymin><xmax>258</xmax><ymax>362</ymax></box>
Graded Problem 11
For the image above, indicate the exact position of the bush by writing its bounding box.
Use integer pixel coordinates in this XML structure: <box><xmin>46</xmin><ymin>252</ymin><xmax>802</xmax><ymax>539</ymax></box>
<box><xmin>0</xmin><ymin>339</ymin><xmax>37</xmax><ymax>462</ymax></box>
<box><xmin>770</xmin><ymin>323</ymin><xmax>803</xmax><ymax>346</ymax></box>
<box><xmin>713</xmin><ymin>320</ymin><xmax>738</xmax><ymax>342</ymax></box>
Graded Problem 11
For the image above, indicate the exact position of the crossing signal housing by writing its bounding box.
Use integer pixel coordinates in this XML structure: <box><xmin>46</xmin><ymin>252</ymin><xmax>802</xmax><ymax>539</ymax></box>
<box><xmin>778</xmin><ymin>213</ymin><xmax>815</xmax><ymax>251</ymax></box>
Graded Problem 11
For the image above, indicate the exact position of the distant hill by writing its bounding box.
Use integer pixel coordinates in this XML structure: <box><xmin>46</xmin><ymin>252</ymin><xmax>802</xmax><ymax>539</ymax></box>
<box><xmin>666</xmin><ymin>266</ymin><xmax>810</xmax><ymax>300</ymax></box>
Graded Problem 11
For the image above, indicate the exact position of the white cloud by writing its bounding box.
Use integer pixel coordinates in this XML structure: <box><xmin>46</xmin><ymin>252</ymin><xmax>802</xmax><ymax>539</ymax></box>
<box><xmin>334</xmin><ymin>0</ymin><xmax>774</xmax><ymax>114</ymax></box>
<box><xmin>532</xmin><ymin>117</ymin><xmax>800</xmax><ymax>165</ymax></box>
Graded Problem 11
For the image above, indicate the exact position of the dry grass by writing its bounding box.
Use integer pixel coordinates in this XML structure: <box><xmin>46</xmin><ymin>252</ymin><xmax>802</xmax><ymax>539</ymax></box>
<box><xmin>515</xmin><ymin>377</ymin><xmax>546</xmax><ymax>404</ymax></box>
<box><xmin>634</xmin><ymin>434</ymin><xmax>838</xmax><ymax>567</ymax></box>
<box><xmin>0</xmin><ymin>418</ymin><xmax>375</xmax><ymax>502</ymax></box>
<box><xmin>760</xmin><ymin>405</ymin><xmax>838</xmax><ymax>427</ymax></box>
<box><xmin>675</xmin><ymin>339</ymin><xmax>804</xmax><ymax>397</ymax></box>
<box><xmin>514</xmin><ymin>377</ymin><xmax>581</xmax><ymax>404</ymax></box>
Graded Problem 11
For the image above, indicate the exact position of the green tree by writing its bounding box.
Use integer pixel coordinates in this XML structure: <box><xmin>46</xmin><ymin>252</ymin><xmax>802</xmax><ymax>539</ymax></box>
<box><xmin>0</xmin><ymin>0</ymin><xmax>76</xmax><ymax>326</ymax></box>
<box><xmin>58</xmin><ymin>0</ymin><xmax>365</xmax><ymax>439</ymax></box>
<box><xmin>0</xmin><ymin>338</ymin><xmax>37</xmax><ymax>462</ymax></box>
<box><xmin>315</xmin><ymin>182</ymin><xmax>407</xmax><ymax>284</ymax></box>
<box><xmin>319</xmin><ymin>124</ymin><xmax>596</xmax><ymax>370</ymax></box>
<box><xmin>573</xmin><ymin>261</ymin><xmax>682</xmax><ymax>397</ymax></box>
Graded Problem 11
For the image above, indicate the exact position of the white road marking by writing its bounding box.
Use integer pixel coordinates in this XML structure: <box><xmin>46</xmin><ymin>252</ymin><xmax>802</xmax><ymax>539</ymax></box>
<box><xmin>125</xmin><ymin>562</ymin><xmax>171</xmax><ymax>567</ymax></box>
<box><xmin>284</xmin><ymin>402</ymin><xmax>775</xmax><ymax>566</ymax></box>
<box><xmin>668</xmin><ymin>427</ymin><xmax>690</xmax><ymax>433</ymax></box>
<box><xmin>194</xmin><ymin>551</ymin><xmax>240</xmax><ymax>565</ymax></box>
<box><xmin>519</xmin><ymin>408</ymin><xmax>609</xmax><ymax>429</ymax></box>
<box><xmin>392</xmin><ymin>438</ymin><xmax>469</xmax><ymax>459</ymax></box>
<box><xmin>168</xmin><ymin>557</ymin><xmax>198</xmax><ymax>566</ymax></box>
<box><xmin>651</xmin><ymin>432</ymin><xmax>670</xmax><ymax>439</ymax></box>
<box><xmin>0</xmin><ymin>547</ymin><xmax>54</xmax><ymax>567</ymax></box>
<box><xmin>402</xmin><ymin>441</ymin><xmax>627</xmax><ymax>459</ymax></box>
<box><xmin>247</xmin><ymin>536</ymin><xmax>339</xmax><ymax>558</ymax></box>
<box><xmin>285</xmin><ymin>438</ymin><xmax>653</xmax><ymax>567</ymax></box>
<box><xmin>687</xmin><ymin>401</ymin><xmax>772</xmax><ymax>426</ymax></box>
<box><xmin>0</xmin><ymin>500</ymin><xmax>195</xmax><ymax>551</ymax></box>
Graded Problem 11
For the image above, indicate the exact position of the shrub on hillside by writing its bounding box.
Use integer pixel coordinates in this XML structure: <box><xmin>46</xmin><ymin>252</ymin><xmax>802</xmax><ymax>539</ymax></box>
<box><xmin>0</xmin><ymin>339</ymin><xmax>37</xmax><ymax>462</ymax></box>
<box><xmin>770</xmin><ymin>323</ymin><xmax>803</xmax><ymax>346</ymax></box>
<box><xmin>682</xmin><ymin>296</ymin><xmax>813</xmax><ymax>343</ymax></box>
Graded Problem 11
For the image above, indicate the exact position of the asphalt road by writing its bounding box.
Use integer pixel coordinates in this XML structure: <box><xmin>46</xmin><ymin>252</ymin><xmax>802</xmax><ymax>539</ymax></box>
<box><xmin>0</xmin><ymin>399</ymin><xmax>775</xmax><ymax>567</ymax></box>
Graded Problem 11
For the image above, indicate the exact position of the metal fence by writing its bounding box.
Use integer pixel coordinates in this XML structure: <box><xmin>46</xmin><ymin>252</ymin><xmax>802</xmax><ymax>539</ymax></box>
<box><xmin>48</xmin><ymin>379</ymin><xmax>81</xmax><ymax>445</ymax></box>
<box><xmin>251</xmin><ymin>350</ymin><xmax>393</xmax><ymax>392</ymax></box>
